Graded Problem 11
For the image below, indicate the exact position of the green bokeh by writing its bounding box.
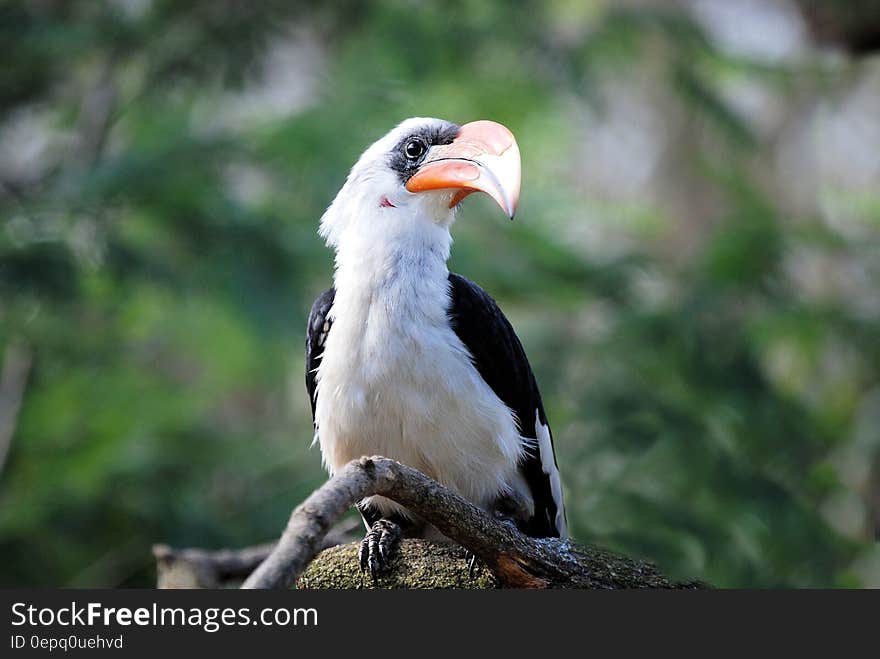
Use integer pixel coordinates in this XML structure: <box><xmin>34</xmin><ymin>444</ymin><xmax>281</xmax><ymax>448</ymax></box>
<box><xmin>1</xmin><ymin>0</ymin><xmax>878</xmax><ymax>587</ymax></box>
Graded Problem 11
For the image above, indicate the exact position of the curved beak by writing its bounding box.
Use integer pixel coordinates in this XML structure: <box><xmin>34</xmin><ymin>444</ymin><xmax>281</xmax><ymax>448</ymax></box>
<box><xmin>405</xmin><ymin>120</ymin><xmax>521</xmax><ymax>219</ymax></box>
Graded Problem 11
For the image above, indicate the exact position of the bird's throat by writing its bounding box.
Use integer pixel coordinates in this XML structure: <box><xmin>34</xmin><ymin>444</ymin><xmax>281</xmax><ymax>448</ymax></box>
<box><xmin>332</xmin><ymin>220</ymin><xmax>452</xmax><ymax>309</ymax></box>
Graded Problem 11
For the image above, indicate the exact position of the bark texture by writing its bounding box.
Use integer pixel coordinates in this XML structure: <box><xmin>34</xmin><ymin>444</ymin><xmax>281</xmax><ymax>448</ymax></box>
<box><xmin>225</xmin><ymin>456</ymin><xmax>694</xmax><ymax>588</ymax></box>
<box><xmin>153</xmin><ymin>456</ymin><xmax>701</xmax><ymax>589</ymax></box>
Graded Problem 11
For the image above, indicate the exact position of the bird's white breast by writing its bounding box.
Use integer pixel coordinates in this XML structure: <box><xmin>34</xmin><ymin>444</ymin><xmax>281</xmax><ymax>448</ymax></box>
<box><xmin>313</xmin><ymin>224</ymin><xmax>526</xmax><ymax>519</ymax></box>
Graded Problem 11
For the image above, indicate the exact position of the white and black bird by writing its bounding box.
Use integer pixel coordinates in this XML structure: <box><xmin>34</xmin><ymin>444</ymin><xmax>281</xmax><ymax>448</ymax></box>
<box><xmin>305</xmin><ymin>118</ymin><xmax>565</xmax><ymax>578</ymax></box>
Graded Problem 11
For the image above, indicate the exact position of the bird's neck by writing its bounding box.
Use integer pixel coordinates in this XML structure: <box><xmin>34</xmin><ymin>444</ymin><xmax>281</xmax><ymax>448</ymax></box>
<box><xmin>331</xmin><ymin>220</ymin><xmax>452</xmax><ymax>323</ymax></box>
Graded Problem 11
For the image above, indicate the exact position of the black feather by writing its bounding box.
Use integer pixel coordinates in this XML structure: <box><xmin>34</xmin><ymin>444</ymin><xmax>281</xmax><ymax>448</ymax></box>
<box><xmin>305</xmin><ymin>287</ymin><xmax>335</xmax><ymax>420</ymax></box>
<box><xmin>446</xmin><ymin>273</ymin><xmax>565</xmax><ymax>538</ymax></box>
<box><xmin>388</xmin><ymin>120</ymin><xmax>460</xmax><ymax>183</ymax></box>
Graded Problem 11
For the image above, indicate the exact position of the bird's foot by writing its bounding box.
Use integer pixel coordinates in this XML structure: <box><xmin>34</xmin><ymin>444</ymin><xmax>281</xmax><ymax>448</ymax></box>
<box><xmin>358</xmin><ymin>519</ymin><xmax>402</xmax><ymax>583</ymax></box>
<box><xmin>493</xmin><ymin>508</ymin><xmax>522</xmax><ymax>533</ymax></box>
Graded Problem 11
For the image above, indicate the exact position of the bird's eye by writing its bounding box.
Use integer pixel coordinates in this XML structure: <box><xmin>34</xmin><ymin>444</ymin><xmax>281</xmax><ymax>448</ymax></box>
<box><xmin>404</xmin><ymin>140</ymin><xmax>426</xmax><ymax>160</ymax></box>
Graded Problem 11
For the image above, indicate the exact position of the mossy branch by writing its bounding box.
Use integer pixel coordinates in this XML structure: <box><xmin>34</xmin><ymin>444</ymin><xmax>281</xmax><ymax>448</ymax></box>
<box><xmin>230</xmin><ymin>456</ymin><xmax>700</xmax><ymax>589</ymax></box>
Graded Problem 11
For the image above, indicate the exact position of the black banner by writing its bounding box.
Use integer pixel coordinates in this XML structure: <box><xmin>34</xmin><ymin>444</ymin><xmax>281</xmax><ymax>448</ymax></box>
<box><xmin>1</xmin><ymin>589</ymin><xmax>876</xmax><ymax>654</ymax></box>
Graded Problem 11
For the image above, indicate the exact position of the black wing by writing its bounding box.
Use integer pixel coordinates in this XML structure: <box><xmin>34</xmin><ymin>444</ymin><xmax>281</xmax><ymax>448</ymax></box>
<box><xmin>446</xmin><ymin>273</ymin><xmax>566</xmax><ymax>538</ymax></box>
<box><xmin>305</xmin><ymin>288</ymin><xmax>335</xmax><ymax>421</ymax></box>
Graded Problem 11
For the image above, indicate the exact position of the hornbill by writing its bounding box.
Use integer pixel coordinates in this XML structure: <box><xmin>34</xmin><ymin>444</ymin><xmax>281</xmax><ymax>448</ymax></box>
<box><xmin>305</xmin><ymin>118</ymin><xmax>565</xmax><ymax>579</ymax></box>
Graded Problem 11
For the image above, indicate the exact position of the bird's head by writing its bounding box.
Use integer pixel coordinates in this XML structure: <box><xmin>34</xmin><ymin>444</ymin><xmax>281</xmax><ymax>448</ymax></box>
<box><xmin>319</xmin><ymin>117</ymin><xmax>521</xmax><ymax>248</ymax></box>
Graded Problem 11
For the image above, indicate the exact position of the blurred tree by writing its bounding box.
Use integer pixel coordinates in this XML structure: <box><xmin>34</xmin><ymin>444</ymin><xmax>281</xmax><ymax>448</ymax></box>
<box><xmin>0</xmin><ymin>0</ymin><xmax>877</xmax><ymax>587</ymax></box>
<box><xmin>797</xmin><ymin>0</ymin><xmax>880</xmax><ymax>55</ymax></box>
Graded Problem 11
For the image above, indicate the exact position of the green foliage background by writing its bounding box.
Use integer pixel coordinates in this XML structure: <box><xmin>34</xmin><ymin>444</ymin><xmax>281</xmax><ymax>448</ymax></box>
<box><xmin>1</xmin><ymin>0</ymin><xmax>878</xmax><ymax>587</ymax></box>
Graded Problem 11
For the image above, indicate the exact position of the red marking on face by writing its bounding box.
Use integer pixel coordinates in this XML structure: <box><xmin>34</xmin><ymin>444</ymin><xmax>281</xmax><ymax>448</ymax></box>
<box><xmin>379</xmin><ymin>196</ymin><xmax>396</xmax><ymax>208</ymax></box>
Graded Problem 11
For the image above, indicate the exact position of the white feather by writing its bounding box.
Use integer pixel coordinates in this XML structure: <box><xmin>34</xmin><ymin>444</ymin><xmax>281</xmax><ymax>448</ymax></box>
<box><xmin>535</xmin><ymin>410</ymin><xmax>567</xmax><ymax>537</ymax></box>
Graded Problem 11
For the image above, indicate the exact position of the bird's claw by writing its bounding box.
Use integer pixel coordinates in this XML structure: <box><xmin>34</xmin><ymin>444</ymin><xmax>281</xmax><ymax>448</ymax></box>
<box><xmin>493</xmin><ymin>509</ymin><xmax>521</xmax><ymax>532</ymax></box>
<box><xmin>358</xmin><ymin>519</ymin><xmax>402</xmax><ymax>583</ymax></box>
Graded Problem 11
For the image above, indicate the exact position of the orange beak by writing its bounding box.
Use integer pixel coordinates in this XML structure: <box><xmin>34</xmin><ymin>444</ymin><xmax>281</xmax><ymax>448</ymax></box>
<box><xmin>404</xmin><ymin>120</ymin><xmax>521</xmax><ymax>219</ymax></box>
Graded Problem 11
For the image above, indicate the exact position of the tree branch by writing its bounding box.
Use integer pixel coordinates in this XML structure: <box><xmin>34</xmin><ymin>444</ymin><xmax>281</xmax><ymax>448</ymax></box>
<box><xmin>240</xmin><ymin>456</ymin><xmax>700</xmax><ymax>589</ymax></box>
<box><xmin>153</xmin><ymin>542</ymin><xmax>275</xmax><ymax>589</ymax></box>
<box><xmin>153</xmin><ymin>517</ymin><xmax>361</xmax><ymax>589</ymax></box>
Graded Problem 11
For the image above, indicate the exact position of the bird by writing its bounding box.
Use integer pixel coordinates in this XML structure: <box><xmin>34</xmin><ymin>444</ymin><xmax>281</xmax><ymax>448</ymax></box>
<box><xmin>305</xmin><ymin>117</ymin><xmax>565</xmax><ymax>579</ymax></box>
